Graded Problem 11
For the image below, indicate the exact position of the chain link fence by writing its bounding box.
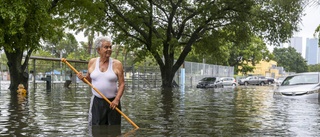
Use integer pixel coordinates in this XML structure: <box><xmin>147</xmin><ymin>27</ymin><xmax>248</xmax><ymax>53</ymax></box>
<box><xmin>28</xmin><ymin>57</ymin><xmax>88</xmax><ymax>90</ymax></box>
<box><xmin>175</xmin><ymin>61</ymin><xmax>234</xmax><ymax>88</ymax></box>
<box><xmin>0</xmin><ymin>57</ymin><xmax>234</xmax><ymax>90</ymax></box>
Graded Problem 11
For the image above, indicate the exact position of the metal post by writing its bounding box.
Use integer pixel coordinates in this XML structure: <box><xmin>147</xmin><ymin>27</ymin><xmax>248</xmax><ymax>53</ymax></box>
<box><xmin>132</xmin><ymin>64</ymin><xmax>135</xmax><ymax>89</ymax></box>
<box><xmin>46</xmin><ymin>75</ymin><xmax>51</xmax><ymax>90</ymax></box>
<box><xmin>33</xmin><ymin>59</ymin><xmax>36</xmax><ymax>90</ymax></box>
<box><xmin>137</xmin><ymin>67</ymin><xmax>140</xmax><ymax>89</ymax></box>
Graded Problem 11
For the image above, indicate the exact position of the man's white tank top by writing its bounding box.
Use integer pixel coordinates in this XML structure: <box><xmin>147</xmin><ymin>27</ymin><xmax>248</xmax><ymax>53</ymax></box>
<box><xmin>90</xmin><ymin>57</ymin><xmax>118</xmax><ymax>98</ymax></box>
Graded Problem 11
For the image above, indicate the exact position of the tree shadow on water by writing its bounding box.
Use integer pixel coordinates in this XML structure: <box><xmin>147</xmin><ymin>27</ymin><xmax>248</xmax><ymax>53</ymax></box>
<box><xmin>89</xmin><ymin>125</ymin><xmax>122</xmax><ymax>137</ymax></box>
<box><xmin>158</xmin><ymin>88</ymin><xmax>174</xmax><ymax>135</ymax></box>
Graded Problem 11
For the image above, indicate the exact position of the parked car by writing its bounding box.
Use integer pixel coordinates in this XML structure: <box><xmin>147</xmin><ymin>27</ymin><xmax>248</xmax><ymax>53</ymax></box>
<box><xmin>196</xmin><ymin>77</ymin><xmax>222</xmax><ymax>88</ymax></box>
<box><xmin>273</xmin><ymin>72</ymin><xmax>320</xmax><ymax>99</ymax></box>
<box><xmin>238</xmin><ymin>76</ymin><xmax>268</xmax><ymax>86</ymax></box>
<box><xmin>264</xmin><ymin>77</ymin><xmax>275</xmax><ymax>85</ymax></box>
<box><xmin>215</xmin><ymin>77</ymin><xmax>237</xmax><ymax>87</ymax></box>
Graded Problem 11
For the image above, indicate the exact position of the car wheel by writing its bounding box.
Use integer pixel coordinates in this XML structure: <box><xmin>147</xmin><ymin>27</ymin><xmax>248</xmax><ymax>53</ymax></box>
<box><xmin>232</xmin><ymin>83</ymin><xmax>236</xmax><ymax>87</ymax></box>
<box><xmin>214</xmin><ymin>85</ymin><xmax>218</xmax><ymax>88</ymax></box>
<box><xmin>268</xmin><ymin>81</ymin><xmax>272</xmax><ymax>85</ymax></box>
<box><xmin>260</xmin><ymin>82</ymin><xmax>265</xmax><ymax>86</ymax></box>
<box><xmin>244</xmin><ymin>82</ymin><xmax>248</xmax><ymax>86</ymax></box>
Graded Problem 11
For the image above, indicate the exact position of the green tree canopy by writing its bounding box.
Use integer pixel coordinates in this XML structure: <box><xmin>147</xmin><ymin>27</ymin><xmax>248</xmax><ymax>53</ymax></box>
<box><xmin>273</xmin><ymin>47</ymin><xmax>308</xmax><ymax>73</ymax></box>
<box><xmin>3</xmin><ymin>0</ymin><xmax>304</xmax><ymax>89</ymax></box>
<box><xmin>186</xmin><ymin>36</ymin><xmax>273</xmax><ymax>74</ymax></box>
<box><xmin>310</xmin><ymin>0</ymin><xmax>320</xmax><ymax>45</ymax></box>
<box><xmin>315</xmin><ymin>25</ymin><xmax>320</xmax><ymax>45</ymax></box>
<box><xmin>65</xmin><ymin>0</ymin><xmax>305</xmax><ymax>88</ymax></box>
<box><xmin>42</xmin><ymin>32</ymin><xmax>78</xmax><ymax>58</ymax></box>
<box><xmin>229</xmin><ymin>36</ymin><xmax>274</xmax><ymax>74</ymax></box>
<box><xmin>308</xmin><ymin>64</ymin><xmax>320</xmax><ymax>72</ymax></box>
<box><xmin>0</xmin><ymin>0</ymin><xmax>66</xmax><ymax>91</ymax></box>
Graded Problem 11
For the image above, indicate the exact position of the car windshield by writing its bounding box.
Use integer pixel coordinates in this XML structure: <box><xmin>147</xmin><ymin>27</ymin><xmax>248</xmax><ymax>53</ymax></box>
<box><xmin>281</xmin><ymin>74</ymin><xmax>319</xmax><ymax>86</ymax></box>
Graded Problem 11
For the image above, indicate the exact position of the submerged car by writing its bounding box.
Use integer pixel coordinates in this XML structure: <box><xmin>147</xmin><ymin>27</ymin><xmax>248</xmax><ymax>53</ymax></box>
<box><xmin>196</xmin><ymin>77</ymin><xmax>222</xmax><ymax>88</ymax></box>
<box><xmin>238</xmin><ymin>76</ymin><xmax>268</xmax><ymax>86</ymax></box>
<box><xmin>215</xmin><ymin>77</ymin><xmax>237</xmax><ymax>87</ymax></box>
<box><xmin>273</xmin><ymin>72</ymin><xmax>320</xmax><ymax>99</ymax></box>
<box><xmin>265</xmin><ymin>77</ymin><xmax>275</xmax><ymax>85</ymax></box>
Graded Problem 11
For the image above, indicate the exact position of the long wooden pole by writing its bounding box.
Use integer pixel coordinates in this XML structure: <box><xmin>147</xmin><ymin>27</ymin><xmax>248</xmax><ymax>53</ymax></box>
<box><xmin>61</xmin><ymin>58</ymin><xmax>139</xmax><ymax>129</ymax></box>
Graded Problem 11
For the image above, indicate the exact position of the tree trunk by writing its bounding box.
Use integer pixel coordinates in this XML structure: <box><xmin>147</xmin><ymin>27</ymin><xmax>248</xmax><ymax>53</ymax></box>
<box><xmin>5</xmin><ymin>50</ymin><xmax>29</xmax><ymax>94</ymax></box>
<box><xmin>88</xmin><ymin>40</ymin><xmax>93</xmax><ymax>54</ymax></box>
<box><xmin>160</xmin><ymin>65</ymin><xmax>175</xmax><ymax>89</ymax></box>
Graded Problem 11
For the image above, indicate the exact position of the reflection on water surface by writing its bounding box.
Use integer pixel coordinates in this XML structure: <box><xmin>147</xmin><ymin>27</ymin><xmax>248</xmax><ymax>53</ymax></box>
<box><xmin>1</xmin><ymin>85</ymin><xmax>320</xmax><ymax>136</ymax></box>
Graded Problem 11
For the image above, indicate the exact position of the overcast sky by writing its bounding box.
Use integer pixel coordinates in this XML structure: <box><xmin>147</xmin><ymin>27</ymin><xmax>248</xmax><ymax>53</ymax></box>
<box><xmin>285</xmin><ymin>4</ymin><xmax>320</xmax><ymax>57</ymax></box>
<box><xmin>295</xmin><ymin>4</ymin><xmax>320</xmax><ymax>38</ymax></box>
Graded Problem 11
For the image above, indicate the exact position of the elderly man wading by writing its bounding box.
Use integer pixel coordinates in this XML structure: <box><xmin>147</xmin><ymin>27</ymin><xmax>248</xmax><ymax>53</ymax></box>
<box><xmin>77</xmin><ymin>36</ymin><xmax>125</xmax><ymax>126</ymax></box>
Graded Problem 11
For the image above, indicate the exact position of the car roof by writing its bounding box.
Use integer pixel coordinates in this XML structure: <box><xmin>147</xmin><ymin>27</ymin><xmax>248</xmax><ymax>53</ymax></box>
<box><xmin>289</xmin><ymin>72</ymin><xmax>320</xmax><ymax>76</ymax></box>
<box><xmin>203</xmin><ymin>77</ymin><xmax>218</xmax><ymax>78</ymax></box>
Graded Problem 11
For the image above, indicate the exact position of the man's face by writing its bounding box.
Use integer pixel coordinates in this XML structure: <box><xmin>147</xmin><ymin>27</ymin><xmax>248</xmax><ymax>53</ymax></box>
<box><xmin>98</xmin><ymin>41</ymin><xmax>112</xmax><ymax>58</ymax></box>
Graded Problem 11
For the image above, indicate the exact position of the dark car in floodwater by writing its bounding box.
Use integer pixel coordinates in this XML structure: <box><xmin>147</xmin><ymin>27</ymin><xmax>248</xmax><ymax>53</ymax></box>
<box><xmin>196</xmin><ymin>77</ymin><xmax>221</xmax><ymax>88</ymax></box>
<box><xmin>273</xmin><ymin>72</ymin><xmax>320</xmax><ymax>99</ymax></box>
<box><xmin>238</xmin><ymin>76</ymin><xmax>268</xmax><ymax>86</ymax></box>
<box><xmin>264</xmin><ymin>77</ymin><xmax>275</xmax><ymax>85</ymax></box>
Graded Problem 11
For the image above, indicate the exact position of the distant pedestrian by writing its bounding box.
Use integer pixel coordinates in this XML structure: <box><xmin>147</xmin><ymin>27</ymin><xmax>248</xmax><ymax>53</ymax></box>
<box><xmin>64</xmin><ymin>72</ymin><xmax>72</xmax><ymax>89</ymax></box>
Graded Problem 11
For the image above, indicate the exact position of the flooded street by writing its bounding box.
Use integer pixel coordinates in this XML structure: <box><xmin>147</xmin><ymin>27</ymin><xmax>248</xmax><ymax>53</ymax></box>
<box><xmin>1</xmin><ymin>84</ymin><xmax>320</xmax><ymax>136</ymax></box>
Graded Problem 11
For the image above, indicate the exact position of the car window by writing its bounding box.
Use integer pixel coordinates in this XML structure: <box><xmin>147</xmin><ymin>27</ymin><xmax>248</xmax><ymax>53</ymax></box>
<box><xmin>200</xmin><ymin>78</ymin><xmax>207</xmax><ymax>81</ymax></box>
<box><xmin>221</xmin><ymin>77</ymin><xmax>231</xmax><ymax>81</ymax></box>
<box><xmin>206</xmin><ymin>77</ymin><xmax>216</xmax><ymax>81</ymax></box>
<box><xmin>282</xmin><ymin>74</ymin><xmax>319</xmax><ymax>85</ymax></box>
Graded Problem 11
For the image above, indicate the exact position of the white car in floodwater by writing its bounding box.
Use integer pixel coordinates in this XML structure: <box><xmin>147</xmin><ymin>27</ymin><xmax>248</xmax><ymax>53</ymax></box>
<box><xmin>273</xmin><ymin>72</ymin><xmax>320</xmax><ymax>99</ymax></box>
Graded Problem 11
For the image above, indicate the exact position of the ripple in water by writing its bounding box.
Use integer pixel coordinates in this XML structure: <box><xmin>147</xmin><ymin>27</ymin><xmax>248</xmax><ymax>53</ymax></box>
<box><xmin>0</xmin><ymin>85</ymin><xmax>320</xmax><ymax>136</ymax></box>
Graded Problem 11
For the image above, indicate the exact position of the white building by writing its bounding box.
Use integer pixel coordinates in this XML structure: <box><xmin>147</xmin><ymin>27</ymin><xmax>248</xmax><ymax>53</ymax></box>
<box><xmin>289</xmin><ymin>37</ymin><xmax>304</xmax><ymax>58</ymax></box>
<box><xmin>305</xmin><ymin>38</ymin><xmax>319</xmax><ymax>65</ymax></box>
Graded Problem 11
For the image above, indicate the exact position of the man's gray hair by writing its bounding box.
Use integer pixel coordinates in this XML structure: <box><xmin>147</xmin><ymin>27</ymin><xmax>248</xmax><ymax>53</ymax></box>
<box><xmin>94</xmin><ymin>36</ymin><xmax>113</xmax><ymax>49</ymax></box>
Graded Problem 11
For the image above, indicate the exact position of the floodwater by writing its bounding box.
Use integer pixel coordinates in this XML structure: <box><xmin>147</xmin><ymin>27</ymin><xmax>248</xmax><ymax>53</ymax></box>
<box><xmin>1</xmin><ymin>83</ymin><xmax>320</xmax><ymax>137</ymax></box>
